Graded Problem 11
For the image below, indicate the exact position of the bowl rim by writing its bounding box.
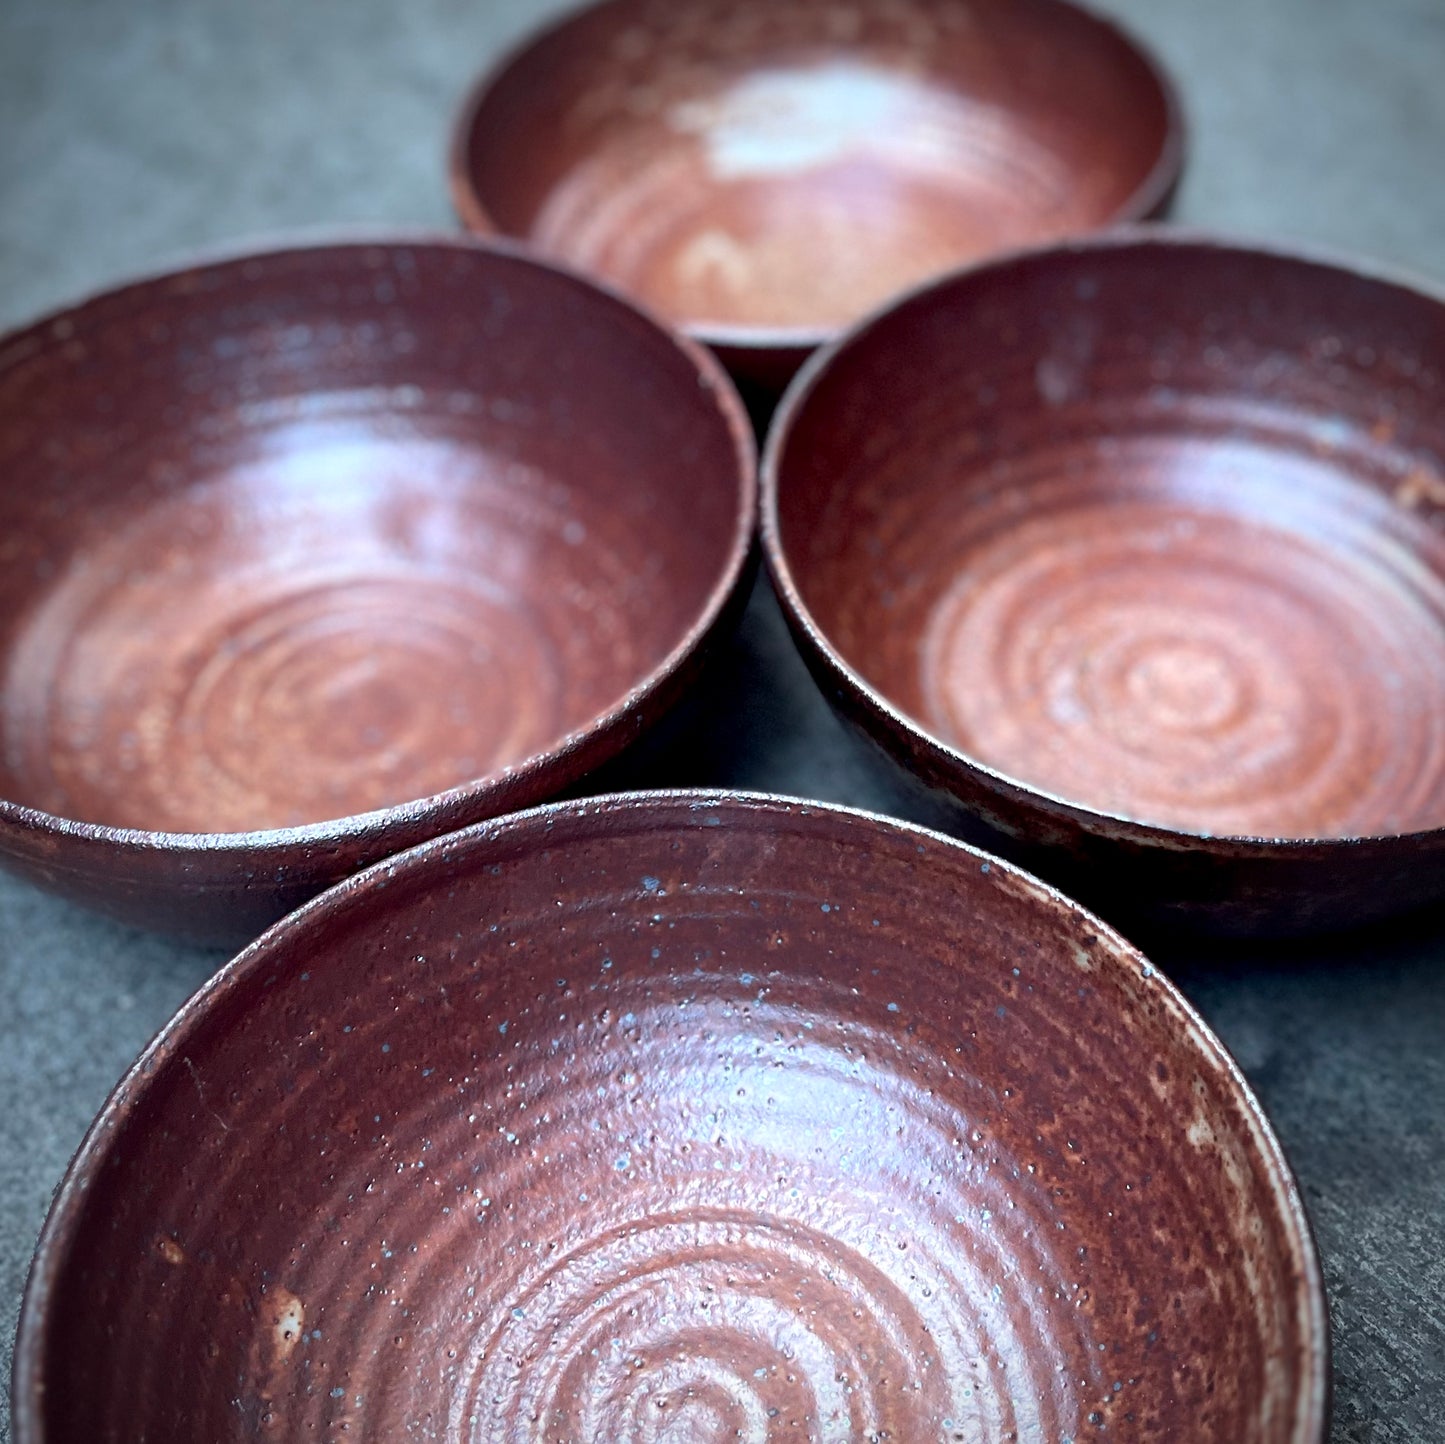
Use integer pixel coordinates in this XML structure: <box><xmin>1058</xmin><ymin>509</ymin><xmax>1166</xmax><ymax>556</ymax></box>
<box><xmin>0</xmin><ymin>232</ymin><xmax>759</xmax><ymax>855</ymax></box>
<box><xmin>446</xmin><ymin>0</ymin><xmax>1188</xmax><ymax>359</ymax></box>
<box><xmin>12</xmin><ymin>786</ymin><xmax>1329</xmax><ymax>1444</ymax></box>
<box><xmin>761</xmin><ymin>223</ymin><xmax>1445</xmax><ymax>854</ymax></box>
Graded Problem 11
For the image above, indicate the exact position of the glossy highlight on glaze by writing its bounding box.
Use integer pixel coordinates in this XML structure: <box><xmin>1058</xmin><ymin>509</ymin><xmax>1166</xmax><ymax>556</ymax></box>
<box><xmin>451</xmin><ymin>0</ymin><xmax>1182</xmax><ymax>388</ymax></box>
<box><xmin>765</xmin><ymin>234</ymin><xmax>1445</xmax><ymax>932</ymax></box>
<box><xmin>14</xmin><ymin>793</ymin><xmax>1327</xmax><ymax>1444</ymax></box>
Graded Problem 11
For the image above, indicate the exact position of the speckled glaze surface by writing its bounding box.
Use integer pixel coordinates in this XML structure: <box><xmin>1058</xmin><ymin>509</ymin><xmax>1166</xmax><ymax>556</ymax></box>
<box><xmin>0</xmin><ymin>240</ymin><xmax>755</xmax><ymax>943</ymax></box>
<box><xmin>450</xmin><ymin>0</ymin><xmax>1182</xmax><ymax>391</ymax></box>
<box><xmin>765</xmin><ymin>233</ymin><xmax>1445</xmax><ymax>934</ymax></box>
<box><xmin>14</xmin><ymin>792</ymin><xmax>1326</xmax><ymax>1443</ymax></box>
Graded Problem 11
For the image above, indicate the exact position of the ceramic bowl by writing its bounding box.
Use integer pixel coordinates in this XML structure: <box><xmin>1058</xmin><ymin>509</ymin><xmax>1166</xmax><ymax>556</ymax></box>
<box><xmin>765</xmin><ymin>232</ymin><xmax>1445</xmax><ymax>934</ymax></box>
<box><xmin>0</xmin><ymin>240</ymin><xmax>755</xmax><ymax>943</ymax></box>
<box><xmin>450</xmin><ymin>0</ymin><xmax>1183</xmax><ymax>392</ymax></box>
<box><xmin>14</xmin><ymin>792</ymin><xmax>1326</xmax><ymax>1442</ymax></box>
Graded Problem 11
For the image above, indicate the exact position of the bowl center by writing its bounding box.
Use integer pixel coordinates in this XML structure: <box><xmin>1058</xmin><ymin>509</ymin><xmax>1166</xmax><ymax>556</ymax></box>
<box><xmin>0</xmin><ymin>415</ymin><xmax>656</xmax><ymax>833</ymax></box>
<box><xmin>530</xmin><ymin>62</ymin><xmax>1087</xmax><ymax>332</ymax></box>
<box><xmin>893</xmin><ymin>433</ymin><xmax>1445</xmax><ymax>838</ymax></box>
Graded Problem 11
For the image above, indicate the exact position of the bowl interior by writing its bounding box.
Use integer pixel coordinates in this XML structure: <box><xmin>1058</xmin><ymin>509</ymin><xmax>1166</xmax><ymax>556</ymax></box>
<box><xmin>455</xmin><ymin>0</ymin><xmax>1177</xmax><ymax>342</ymax></box>
<box><xmin>0</xmin><ymin>243</ymin><xmax>748</xmax><ymax>834</ymax></box>
<box><xmin>20</xmin><ymin>796</ymin><xmax>1323</xmax><ymax>1442</ymax></box>
<box><xmin>771</xmin><ymin>239</ymin><xmax>1445</xmax><ymax>840</ymax></box>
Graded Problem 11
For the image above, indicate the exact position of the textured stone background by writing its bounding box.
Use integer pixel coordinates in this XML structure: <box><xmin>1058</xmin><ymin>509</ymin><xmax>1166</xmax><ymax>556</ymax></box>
<box><xmin>2</xmin><ymin>0</ymin><xmax>1443</xmax><ymax>1439</ymax></box>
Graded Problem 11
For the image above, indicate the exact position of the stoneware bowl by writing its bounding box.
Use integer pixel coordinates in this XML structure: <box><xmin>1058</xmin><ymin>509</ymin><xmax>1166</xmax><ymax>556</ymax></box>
<box><xmin>450</xmin><ymin>0</ymin><xmax>1183</xmax><ymax>392</ymax></box>
<box><xmin>14</xmin><ymin>792</ymin><xmax>1326</xmax><ymax>1443</ymax></box>
<box><xmin>765</xmin><ymin>232</ymin><xmax>1445</xmax><ymax>935</ymax></box>
<box><xmin>0</xmin><ymin>240</ymin><xmax>755</xmax><ymax>944</ymax></box>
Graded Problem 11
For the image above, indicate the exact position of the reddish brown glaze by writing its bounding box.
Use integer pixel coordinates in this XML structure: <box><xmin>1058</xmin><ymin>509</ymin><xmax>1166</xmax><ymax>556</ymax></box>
<box><xmin>765</xmin><ymin>233</ymin><xmax>1445</xmax><ymax>933</ymax></box>
<box><xmin>450</xmin><ymin>0</ymin><xmax>1183</xmax><ymax>390</ymax></box>
<box><xmin>0</xmin><ymin>240</ymin><xmax>755</xmax><ymax>943</ymax></box>
<box><xmin>15</xmin><ymin>793</ymin><xmax>1327</xmax><ymax>1443</ymax></box>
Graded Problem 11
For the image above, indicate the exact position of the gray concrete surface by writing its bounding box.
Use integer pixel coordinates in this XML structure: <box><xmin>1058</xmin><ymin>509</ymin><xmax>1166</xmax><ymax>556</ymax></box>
<box><xmin>2</xmin><ymin>0</ymin><xmax>1443</xmax><ymax>1439</ymax></box>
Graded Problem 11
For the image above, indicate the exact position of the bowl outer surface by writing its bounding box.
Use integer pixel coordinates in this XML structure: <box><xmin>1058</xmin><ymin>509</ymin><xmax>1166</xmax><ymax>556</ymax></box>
<box><xmin>17</xmin><ymin>793</ymin><xmax>1326</xmax><ymax>1443</ymax></box>
<box><xmin>451</xmin><ymin>0</ymin><xmax>1183</xmax><ymax>388</ymax></box>
<box><xmin>0</xmin><ymin>239</ymin><xmax>757</xmax><ymax>944</ymax></box>
<box><xmin>764</xmin><ymin>231</ymin><xmax>1445</xmax><ymax>934</ymax></box>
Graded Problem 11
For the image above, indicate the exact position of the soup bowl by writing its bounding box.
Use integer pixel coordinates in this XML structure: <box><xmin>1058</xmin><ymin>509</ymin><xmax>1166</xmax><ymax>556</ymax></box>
<box><xmin>451</xmin><ymin>0</ymin><xmax>1183</xmax><ymax>392</ymax></box>
<box><xmin>14</xmin><ymin>792</ymin><xmax>1326</xmax><ymax>1441</ymax></box>
<box><xmin>0</xmin><ymin>240</ymin><xmax>755</xmax><ymax>943</ymax></box>
<box><xmin>765</xmin><ymin>233</ymin><xmax>1445</xmax><ymax>934</ymax></box>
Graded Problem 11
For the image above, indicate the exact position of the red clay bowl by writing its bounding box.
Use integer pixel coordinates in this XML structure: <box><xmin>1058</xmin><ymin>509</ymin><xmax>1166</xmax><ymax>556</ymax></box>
<box><xmin>14</xmin><ymin>792</ymin><xmax>1327</xmax><ymax>1443</ymax></box>
<box><xmin>450</xmin><ymin>0</ymin><xmax>1183</xmax><ymax>392</ymax></box>
<box><xmin>764</xmin><ymin>232</ymin><xmax>1445</xmax><ymax>936</ymax></box>
<box><xmin>0</xmin><ymin>240</ymin><xmax>755</xmax><ymax>945</ymax></box>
